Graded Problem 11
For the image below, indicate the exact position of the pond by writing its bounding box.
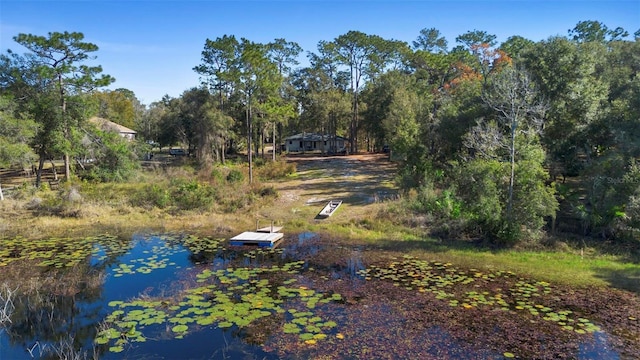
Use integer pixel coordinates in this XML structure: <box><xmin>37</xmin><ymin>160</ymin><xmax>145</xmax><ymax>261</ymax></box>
<box><xmin>0</xmin><ymin>232</ymin><xmax>628</xmax><ymax>359</ymax></box>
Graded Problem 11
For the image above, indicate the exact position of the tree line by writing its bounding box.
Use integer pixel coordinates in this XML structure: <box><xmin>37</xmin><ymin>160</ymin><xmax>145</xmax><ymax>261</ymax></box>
<box><xmin>1</xmin><ymin>21</ymin><xmax>638</xmax><ymax>244</ymax></box>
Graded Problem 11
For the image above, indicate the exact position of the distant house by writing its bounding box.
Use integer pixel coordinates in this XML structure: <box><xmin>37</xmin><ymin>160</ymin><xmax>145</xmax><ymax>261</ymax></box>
<box><xmin>284</xmin><ymin>133</ymin><xmax>348</xmax><ymax>154</ymax></box>
<box><xmin>89</xmin><ymin>117</ymin><xmax>137</xmax><ymax>140</ymax></box>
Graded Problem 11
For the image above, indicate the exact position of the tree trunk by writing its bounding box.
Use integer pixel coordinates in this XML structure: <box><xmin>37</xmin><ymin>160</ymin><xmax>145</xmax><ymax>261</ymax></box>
<box><xmin>261</xmin><ymin>125</ymin><xmax>265</xmax><ymax>159</ymax></box>
<box><xmin>36</xmin><ymin>154</ymin><xmax>45</xmax><ymax>188</ymax></box>
<box><xmin>507</xmin><ymin>119</ymin><xmax>516</xmax><ymax>220</ymax></box>
<box><xmin>50</xmin><ymin>159</ymin><xmax>59</xmax><ymax>180</ymax></box>
<box><xmin>64</xmin><ymin>153</ymin><xmax>70</xmax><ymax>181</ymax></box>
<box><xmin>0</xmin><ymin>181</ymin><xmax>4</xmax><ymax>201</ymax></box>
<box><xmin>272</xmin><ymin>122</ymin><xmax>276</xmax><ymax>162</ymax></box>
<box><xmin>59</xmin><ymin>74</ymin><xmax>71</xmax><ymax>182</ymax></box>
<box><xmin>350</xmin><ymin>93</ymin><xmax>357</xmax><ymax>154</ymax></box>
<box><xmin>353</xmin><ymin>89</ymin><xmax>359</xmax><ymax>154</ymax></box>
<box><xmin>247</xmin><ymin>100</ymin><xmax>253</xmax><ymax>184</ymax></box>
<box><xmin>222</xmin><ymin>137</ymin><xmax>226</xmax><ymax>164</ymax></box>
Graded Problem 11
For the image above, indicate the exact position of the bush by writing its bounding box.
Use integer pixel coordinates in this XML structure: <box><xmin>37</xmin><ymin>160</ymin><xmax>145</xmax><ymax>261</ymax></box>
<box><xmin>581</xmin><ymin>159</ymin><xmax>640</xmax><ymax>239</ymax></box>
<box><xmin>171</xmin><ymin>179</ymin><xmax>217</xmax><ymax>211</ymax></box>
<box><xmin>26</xmin><ymin>185</ymin><xmax>84</xmax><ymax>218</ymax></box>
<box><xmin>83</xmin><ymin>130</ymin><xmax>140</xmax><ymax>182</ymax></box>
<box><xmin>412</xmin><ymin>185</ymin><xmax>462</xmax><ymax>219</ymax></box>
<box><xmin>226</xmin><ymin>169</ymin><xmax>244</xmax><ymax>183</ymax></box>
<box><xmin>256</xmin><ymin>159</ymin><xmax>297</xmax><ymax>180</ymax></box>
<box><xmin>132</xmin><ymin>184</ymin><xmax>170</xmax><ymax>209</ymax></box>
<box><xmin>256</xmin><ymin>186</ymin><xmax>278</xmax><ymax>198</ymax></box>
<box><xmin>451</xmin><ymin>158</ymin><xmax>557</xmax><ymax>245</ymax></box>
<box><xmin>253</xmin><ymin>157</ymin><xmax>266</xmax><ymax>167</ymax></box>
<box><xmin>210</xmin><ymin>168</ymin><xmax>225</xmax><ymax>184</ymax></box>
<box><xmin>9</xmin><ymin>181</ymin><xmax>38</xmax><ymax>200</ymax></box>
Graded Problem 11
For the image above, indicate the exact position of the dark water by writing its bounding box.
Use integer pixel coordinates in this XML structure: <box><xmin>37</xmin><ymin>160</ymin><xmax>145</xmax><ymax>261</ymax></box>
<box><xmin>0</xmin><ymin>234</ymin><xmax>275</xmax><ymax>360</ymax></box>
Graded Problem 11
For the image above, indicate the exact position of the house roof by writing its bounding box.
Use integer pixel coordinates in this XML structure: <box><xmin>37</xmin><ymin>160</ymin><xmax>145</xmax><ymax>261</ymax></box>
<box><xmin>285</xmin><ymin>133</ymin><xmax>347</xmax><ymax>141</ymax></box>
<box><xmin>89</xmin><ymin>117</ymin><xmax>137</xmax><ymax>134</ymax></box>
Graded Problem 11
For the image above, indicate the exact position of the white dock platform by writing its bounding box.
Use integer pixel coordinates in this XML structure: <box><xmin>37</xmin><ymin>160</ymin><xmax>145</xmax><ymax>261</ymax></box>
<box><xmin>229</xmin><ymin>231</ymin><xmax>284</xmax><ymax>247</ymax></box>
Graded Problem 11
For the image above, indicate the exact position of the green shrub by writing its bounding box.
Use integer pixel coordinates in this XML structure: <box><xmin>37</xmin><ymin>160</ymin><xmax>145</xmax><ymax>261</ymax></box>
<box><xmin>257</xmin><ymin>186</ymin><xmax>278</xmax><ymax>198</ymax></box>
<box><xmin>409</xmin><ymin>180</ymin><xmax>462</xmax><ymax>220</ymax></box>
<box><xmin>83</xmin><ymin>130</ymin><xmax>140</xmax><ymax>182</ymax></box>
<box><xmin>10</xmin><ymin>181</ymin><xmax>38</xmax><ymax>200</ymax></box>
<box><xmin>450</xmin><ymin>157</ymin><xmax>557</xmax><ymax>245</ymax></box>
<box><xmin>171</xmin><ymin>179</ymin><xmax>217</xmax><ymax>211</ymax></box>
<box><xmin>26</xmin><ymin>186</ymin><xmax>84</xmax><ymax>218</ymax></box>
<box><xmin>226</xmin><ymin>169</ymin><xmax>244</xmax><ymax>183</ymax></box>
<box><xmin>132</xmin><ymin>184</ymin><xmax>170</xmax><ymax>209</ymax></box>
<box><xmin>210</xmin><ymin>168</ymin><xmax>225</xmax><ymax>184</ymax></box>
<box><xmin>221</xmin><ymin>197</ymin><xmax>247</xmax><ymax>213</ymax></box>
<box><xmin>256</xmin><ymin>159</ymin><xmax>297</xmax><ymax>180</ymax></box>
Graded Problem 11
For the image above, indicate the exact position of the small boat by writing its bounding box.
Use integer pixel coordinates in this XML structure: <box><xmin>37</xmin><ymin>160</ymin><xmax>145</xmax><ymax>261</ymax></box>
<box><xmin>317</xmin><ymin>200</ymin><xmax>342</xmax><ymax>218</ymax></box>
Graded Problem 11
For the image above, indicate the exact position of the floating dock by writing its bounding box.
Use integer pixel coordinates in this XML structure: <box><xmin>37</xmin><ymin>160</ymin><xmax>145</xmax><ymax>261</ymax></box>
<box><xmin>229</xmin><ymin>232</ymin><xmax>284</xmax><ymax>247</ymax></box>
<box><xmin>230</xmin><ymin>221</ymin><xmax>284</xmax><ymax>247</ymax></box>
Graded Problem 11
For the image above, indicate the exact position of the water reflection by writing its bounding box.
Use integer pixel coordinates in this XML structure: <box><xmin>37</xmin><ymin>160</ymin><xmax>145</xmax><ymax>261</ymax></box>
<box><xmin>579</xmin><ymin>331</ymin><xmax>620</xmax><ymax>359</ymax></box>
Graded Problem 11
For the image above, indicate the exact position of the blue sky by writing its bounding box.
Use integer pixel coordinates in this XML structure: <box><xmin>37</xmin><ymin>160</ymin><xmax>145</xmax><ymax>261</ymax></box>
<box><xmin>1</xmin><ymin>1</ymin><xmax>638</xmax><ymax>105</ymax></box>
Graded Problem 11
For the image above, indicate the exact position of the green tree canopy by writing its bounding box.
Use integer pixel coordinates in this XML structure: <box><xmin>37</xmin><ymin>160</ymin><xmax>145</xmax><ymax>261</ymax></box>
<box><xmin>10</xmin><ymin>31</ymin><xmax>114</xmax><ymax>183</ymax></box>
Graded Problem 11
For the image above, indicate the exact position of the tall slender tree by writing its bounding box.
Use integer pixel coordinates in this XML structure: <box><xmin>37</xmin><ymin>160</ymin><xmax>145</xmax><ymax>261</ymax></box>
<box><xmin>12</xmin><ymin>31</ymin><xmax>113</xmax><ymax>181</ymax></box>
<box><xmin>266</xmin><ymin>38</ymin><xmax>302</xmax><ymax>160</ymax></box>
<box><xmin>325</xmin><ymin>31</ymin><xmax>405</xmax><ymax>153</ymax></box>
<box><xmin>235</xmin><ymin>39</ymin><xmax>281</xmax><ymax>182</ymax></box>
<box><xmin>480</xmin><ymin>66</ymin><xmax>548</xmax><ymax>218</ymax></box>
<box><xmin>194</xmin><ymin>35</ymin><xmax>240</xmax><ymax>109</ymax></box>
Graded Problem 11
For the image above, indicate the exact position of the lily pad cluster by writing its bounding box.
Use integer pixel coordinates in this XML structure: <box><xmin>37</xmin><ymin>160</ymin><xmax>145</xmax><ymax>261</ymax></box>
<box><xmin>283</xmin><ymin>308</ymin><xmax>339</xmax><ymax>345</ymax></box>
<box><xmin>357</xmin><ymin>256</ymin><xmax>600</xmax><ymax>335</ymax></box>
<box><xmin>180</xmin><ymin>234</ymin><xmax>222</xmax><ymax>255</ymax></box>
<box><xmin>96</xmin><ymin>261</ymin><xmax>344</xmax><ymax>353</ymax></box>
<box><xmin>0</xmin><ymin>234</ymin><xmax>126</xmax><ymax>268</ymax></box>
<box><xmin>244</xmin><ymin>247</ymin><xmax>285</xmax><ymax>259</ymax></box>
<box><xmin>112</xmin><ymin>244</ymin><xmax>183</xmax><ymax>277</ymax></box>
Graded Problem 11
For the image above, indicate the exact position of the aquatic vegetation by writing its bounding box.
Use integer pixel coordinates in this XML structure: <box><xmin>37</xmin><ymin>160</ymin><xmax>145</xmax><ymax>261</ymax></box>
<box><xmin>357</xmin><ymin>255</ymin><xmax>601</xmax><ymax>336</ymax></box>
<box><xmin>112</xmin><ymin>244</ymin><xmax>181</xmax><ymax>277</ymax></box>
<box><xmin>180</xmin><ymin>234</ymin><xmax>223</xmax><ymax>255</ymax></box>
<box><xmin>244</xmin><ymin>247</ymin><xmax>285</xmax><ymax>259</ymax></box>
<box><xmin>0</xmin><ymin>234</ymin><xmax>128</xmax><ymax>268</ymax></box>
<box><xmin>96</xmin><ymin>261</ymin><xmax>344</xmax><ymax>353</ymax></box>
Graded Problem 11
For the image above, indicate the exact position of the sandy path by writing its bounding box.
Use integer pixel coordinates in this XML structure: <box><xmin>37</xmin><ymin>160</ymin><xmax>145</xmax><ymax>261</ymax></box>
<box><xmin>259</xmin><ymin>153</ymin><xmax>398</xmax><ymax>222</ymax></box>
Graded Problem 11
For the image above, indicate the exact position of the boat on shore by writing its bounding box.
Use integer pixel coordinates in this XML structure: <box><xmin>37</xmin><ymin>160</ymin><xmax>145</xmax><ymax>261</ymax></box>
<box><xmin>317</xmin><ymin>200</ymin><xmax>342</xmax><ymax>218</ymax></box>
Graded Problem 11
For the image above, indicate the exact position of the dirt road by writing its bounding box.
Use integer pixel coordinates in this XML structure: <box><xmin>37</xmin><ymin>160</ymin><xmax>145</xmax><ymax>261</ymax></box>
<box><xmin>259</xmin><ymin>153</ymin><xmax>398</xmax><ymax>222</ymax></box>
<box><xmin>289</xmin><ymin>153</ymin><xmax>397</xmax><ymax>203</ymax></box>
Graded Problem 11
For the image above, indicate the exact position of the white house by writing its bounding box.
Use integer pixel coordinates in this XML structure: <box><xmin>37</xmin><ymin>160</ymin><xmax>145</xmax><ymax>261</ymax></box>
<box><xmin>284</xmin><ymin>133</ymin><xmax>348</xmax><ymax>154</ymax></box>
<box><xmin>89</xmin><ymin>117</ymin><xmax>137</xmax><ymax>140</ymax></box>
